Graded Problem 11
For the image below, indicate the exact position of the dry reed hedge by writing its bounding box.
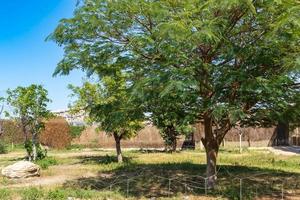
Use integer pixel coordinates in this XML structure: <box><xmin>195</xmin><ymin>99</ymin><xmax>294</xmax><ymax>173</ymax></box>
<box><xmin>0</xmin><ymin>120</ymin><xmax>24</xmax><ymax>144</ymax></box>
<box><xmin>40</xmin><ymin>117</ymin><xmax>72</xmax><ymax>149</ymax></box>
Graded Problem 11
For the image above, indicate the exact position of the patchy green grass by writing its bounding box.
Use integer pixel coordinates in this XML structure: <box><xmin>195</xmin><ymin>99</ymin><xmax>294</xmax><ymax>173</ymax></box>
<box><xmin>0</xmin><ymin>148</ymin><xmax>299</xmax><ymax>199</ymax></box>
<box><xmin>35</xmin><ymin>157</ymin><xmax>58</xmax><ymax>169</ymax></box>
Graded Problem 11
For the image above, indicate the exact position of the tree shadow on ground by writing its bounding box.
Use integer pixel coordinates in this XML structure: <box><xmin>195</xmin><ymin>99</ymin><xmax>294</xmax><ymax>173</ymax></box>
<box><xmin>8</xmin><ymin>156</ymin><xmax>26</xmax><ymax>162</ymax></box>
<box><xmin>64</xmin><ymin>155</ymin><xmax>300</xmax><ymax>199</ymax></box>
<box><xmin>272</xmin><ymin>146</ymin><xmax>300</xmax><ymax>154</ymax></box>
<box><xmin>75</xmin><ymin>155</ymin><xmax>133</xmax><ymax>165</ymax></box>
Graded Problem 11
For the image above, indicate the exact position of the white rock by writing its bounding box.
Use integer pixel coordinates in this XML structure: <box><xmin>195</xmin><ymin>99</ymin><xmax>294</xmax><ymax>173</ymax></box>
<box><xmin>1</xmin><ymin>161</ymin><xmax>40</xmax><ymax>178</ymax></box>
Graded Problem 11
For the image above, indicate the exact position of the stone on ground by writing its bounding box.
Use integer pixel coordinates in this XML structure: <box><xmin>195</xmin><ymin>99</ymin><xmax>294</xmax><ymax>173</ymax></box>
<box><xmin>1</xmin><ymin>161</ymin><xmax>40</xmax><ymax>178</ymax></box>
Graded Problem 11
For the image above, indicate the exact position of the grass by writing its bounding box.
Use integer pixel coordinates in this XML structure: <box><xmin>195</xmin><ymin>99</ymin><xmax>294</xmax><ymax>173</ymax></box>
<box><xmin>0</xmin><ymin>148</ymin><xmax>299</xmax><ymax>199</ymax></box>
<box><xmin>35</xmin><ymin>157</ymin><xmax>58</xmax><ymax>169</ymax></box>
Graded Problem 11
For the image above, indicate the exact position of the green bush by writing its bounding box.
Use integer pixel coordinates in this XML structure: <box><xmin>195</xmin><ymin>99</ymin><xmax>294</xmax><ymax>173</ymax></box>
<box><xmin>72</xmin><ymin>189</ymin><xmax>93</xmax><ymax>199</ymax></box>
<box><xmin>35</xmin><ymin>157</ymin><xmax>58</xmax><ymax>169</ymax></box>
<box><xmin>46</xmin><ymin>189</ymin><xmax>67</xmax><ymax>200</ymax></box>
<box><xmin>69</xmin><ymin>125</ymin><xmax>85</xmax><ymax>138</ymax></box>
<box><xmin>0</xmin><ymin>142</ymin><xmax>7</xmax><ymax>154</ymax></box>
<box><xmin>24</xmin><ymin>141</ymin><xmax>47</xmax><ymax>160</ymax></box>
<box><xmin>66</xmin><ymin>144</ymin><xmax>85</xmax><ymax>150</ymax></box>
<box><xmin>22</xmin><ymin>188</ymin><xmax>44</xmax><ymax>200</ymax></box>
<box><xmin>0</xmin><ymin>189</ymin><xmax>11</xmax><ymax>200</ymax></box>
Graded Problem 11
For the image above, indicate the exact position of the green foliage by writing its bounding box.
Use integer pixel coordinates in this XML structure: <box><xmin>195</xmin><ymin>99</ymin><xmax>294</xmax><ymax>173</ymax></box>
<box><xmin>0</xmin><ymin>142</ymin><xmax>7</xmax><ymax>154</ymax></box>
<box><xmin>66</xmin><ymin>144</ymin><xmax>85</xmax><ymax>150</ymax></box>
<box><xmin>22</xmin><ymin>188</ymin><xmax>44</xmax><ymax>200</ymax></box>
<box><xmin>24</xmin><ymin>141</ymin><xmax>47</xmax><ymax>161</ymax></box>
<box><xmin>69</xmin><ymin>125</ymin><xmax>85</xmax><ymax>138</ymax></box>
<box><xmin>0</xmin><ymin>189</ymin><xmax>11</xmax><ymax>200</ymax></box>
<box><xmin>6</xmin><ymin>85</ymin><xmax>52</xmax><ymax>161</ymax></box>
<box><xmin>6</xmin><ymin>85</ymin><xmax>52</xmax><ymax>125</ymax></box>
<box><xmin>35</xmin><ymin>157</ymin><xmax>58</xmax><ymax>169</ymax></box>
<box><xmin>69</xmin><ymin>80</ymin><xmax>144</xmax><ymax>141</ymax></box>
<box><xmin>24</xmin><ymin>140</ymin><xmax>33</xmax><ymax>156</ymax></box>
<box><xmin>50</xmin><ymin>0</ymin><xmax>300</xmax><ymax>178</ymax></box>
<box><xmin>46</xmin><ymin>189</ymin><xmax>66</xmax><ymax>200</ymax></box>
<box><xmin>50</xmin><ymin>0</ymin><xmax>299</xmax><ymax>129</ymax></box>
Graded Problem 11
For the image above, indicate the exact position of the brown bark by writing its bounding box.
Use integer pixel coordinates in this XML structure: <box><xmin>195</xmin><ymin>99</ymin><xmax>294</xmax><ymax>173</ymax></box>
<box><xmin>269</xmin><ymin>121</ymin><xmax>289</xmax><ymax>146</ymax></box>
<box><xmin>113</xmin><ymin>132</ymin><xmax>123</xmax><ymax>163</ymax></box>
<box><xmin>201</xmin><ymin>115</ymin><xmax>218</xmax><ymax>188</ymax></box>
<box><xmin>201</xmin><ymin>114</ymin><xmax>231</xmax><ymax>188</ymax></box>
<box><xmin>171</xmin><ymin>135</ymin><xmax>177</xmax><ymax>152</ymax></box>
<box><xmin>162</xmin><ymin>125</ymin><xmax>178</xmax><ymax>152</ymax></box>
<box><xmin>169</xmin><ymin>126</ymin><xmax>177</xmax><ymax>152</ymax></box>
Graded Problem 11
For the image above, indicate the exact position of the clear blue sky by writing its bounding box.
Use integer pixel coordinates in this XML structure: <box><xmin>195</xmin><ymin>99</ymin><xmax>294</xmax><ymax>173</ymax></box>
<box><xmin>0</xmin><ymin>0</ymin><xmax>84</xmax><ymax>111</ymax></box>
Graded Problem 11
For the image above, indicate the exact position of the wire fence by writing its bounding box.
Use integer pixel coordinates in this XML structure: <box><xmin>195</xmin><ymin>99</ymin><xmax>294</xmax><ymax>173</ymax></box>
<box><xmin>64</xmin><ymin>167</ymin><xmax>300</xmax><ymax>199</ymax></box>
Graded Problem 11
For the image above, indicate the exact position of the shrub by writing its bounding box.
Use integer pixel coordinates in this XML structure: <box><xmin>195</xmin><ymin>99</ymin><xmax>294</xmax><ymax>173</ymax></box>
<box><xmin>70</xmin><ymin>125</ymin><xmax>85</xmax><ymax>138</ymax></box>
<box><xmin>0</xmin><ymin>189</ymin><xmax>11</xmax><ymax>200</ymax></box>
<box><xmin>35</xmin><ymin>157</ymin><xmax>58</xmax><ymax>169</ymax></box>
<box><xmin>0</xmin><ymin>142</ymin><xmax>7</xmax><ymax>154</ymax></box>
<box><xmin>0</xmin><ymin>120</ymin><xmax>24</xmax><ymax>145</ymax></box>
<box><xmin>46</xmin><ymin>189</ymin><xmax>67</xmax><ymax>200</ymax></box>
<box><xmin>40</xmin><ymin>117</ymin><xmax>72</xmax><ymax>149</ymax></box>
<box><xmin>24</xmin><ymin>141</ymin><xmax>47</xmax><ymax>160</ymax></box>
<box><xmin>22</xmin><ymin>188</ymin><xmax>44</xmax><ymax>200</ymax></box>
<box><xmin>66</xmin><ymin>144</ymin><xmax>85</xmax><ymax>150</ymax></box>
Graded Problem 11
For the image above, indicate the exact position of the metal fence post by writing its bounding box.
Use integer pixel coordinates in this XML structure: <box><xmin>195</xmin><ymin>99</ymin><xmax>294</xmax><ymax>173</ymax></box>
<box><xmin>281</xmin><ymin>183</ymin><xmax>284</xmax><ymax>200</ymax></box>
<box><xmin>204</xmin><ymin>178</ymin><xmax>207</xmax><ymax>195</ymax></box>
<box><xmin>255</xmin><ymin>186</ymin><xmax>258</xmax><ymax>199</ymax></box>
<box><xmin>240</xmin><ymin>179</ymin><xmax>242</xmax><ymax>200</ymax></box>
<box><xmin>168</xmin><ymin>178</ymin><xmax>171</xmax><ymax>197</ymax></box>
<box><xmin>184</xmin><ymin>178</ymin><xmax>187</xmax><ymax>194</ymax></box>
<box><xmin>126</xmin><ymin>178</ymin><xmax>129</xmax><ymax>198</ymax></box>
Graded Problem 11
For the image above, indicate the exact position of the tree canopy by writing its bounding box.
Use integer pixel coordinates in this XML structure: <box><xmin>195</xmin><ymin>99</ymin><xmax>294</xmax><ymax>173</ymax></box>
<box><xmin>6</xmin><ymin>84</ymin><xmax>52</xmax><ymax>161</ymax></box>
<box><xmin>50</xmin><ymin>0</ymin><xmax>300</xmax><ymax>186</ymax></box>
<box><xmin>69</xmin><ymin>76</ymin><xmax>144</xmax><ymax>162</ymax></box>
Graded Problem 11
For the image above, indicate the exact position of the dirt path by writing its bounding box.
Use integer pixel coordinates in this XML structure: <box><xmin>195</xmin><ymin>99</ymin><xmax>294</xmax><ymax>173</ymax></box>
<box><xmin>251</xmin><ymin>146</ymin><xmax>300</xmax><ymax>156</ymax></box>
<box><xmin>268</xmin><ymin>146</ymin><xmax>300</xmax><ymax>156</ymax></box>
<box><xmin>1</xmin><ymin>163</ymin><xmax>98</xmax><ymax>189</ymax></box>
<box><xmin>0</xmin><ymin>150</ymin><xmax>103</xmax><ymax>189</ymax></box>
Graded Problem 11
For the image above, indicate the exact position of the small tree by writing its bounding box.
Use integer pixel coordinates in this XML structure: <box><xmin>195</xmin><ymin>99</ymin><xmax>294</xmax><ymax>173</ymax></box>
<box><xmin>135</xmin><ymin>75</ymin><xmax>198</xmax><ymax>152</ymax></box>
<box><xmin>69</xmin><ymin>79</ymin><xmax>144</xmax><ymax>163</ymax></box>
<box><xmin>6</xmin><ymin>85</ymin><xmax>52</xmax><ymax>161</ymax></box>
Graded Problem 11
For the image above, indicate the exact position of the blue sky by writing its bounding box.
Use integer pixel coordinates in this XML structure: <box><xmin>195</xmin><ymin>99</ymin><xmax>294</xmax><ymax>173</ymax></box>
<box><xmin>0</xmin><ymin>0</ymin><xmax>84</xmax><ymax>111</ymax></box>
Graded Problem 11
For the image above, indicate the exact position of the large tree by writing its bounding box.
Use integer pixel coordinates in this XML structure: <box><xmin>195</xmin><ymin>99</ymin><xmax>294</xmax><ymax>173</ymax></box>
<box><xmin>6</xmin><ymin>85</ymin><xmax>52</xmax><ymax>161</ymax></box>
<box><xmin>50</xmin><ymin>0</ymin><xmax>300</xmax><ymax>187</ymax></box>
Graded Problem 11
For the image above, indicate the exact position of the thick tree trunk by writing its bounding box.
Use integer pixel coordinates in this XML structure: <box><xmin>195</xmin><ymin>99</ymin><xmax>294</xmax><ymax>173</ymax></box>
<box><xmin>202</xmin><ymin>115</ymin><xmax>230</xmax><ymax>188</ymax></box>
<box><xmin>205</xmin><ymin>142</ymin><xmax>218</xmax><ymax>188</ymax></box>
<box><xmin>172</xmin><ymin>136</ymin><xmax>177</xmax><ymax>152</ymax></box>
<box><xmin>113</xmin><ymin>133</ymin><xmax>123</xmax><ymax>163</ymax></box>
<box><xmin>269</xmin><ymin>121</ymin><xmax>290</xmax><ymax>146</ymax></box>
<box><xmin>162</xmin><ymin>126</ymin><xmax>178</xmax><ymax>152</ymax></box>
<box><xmin>275</xmin><ymin>122</ymin><xmax>289</xmax><ymax>146</ymax></box>
<box><xmin>202</xmin><ymin>115</ymin><xmax>218</xmax><ymax>188</ymax></box>
<box><xmin>170</xmin><ymin>126</ymin><xmax>177</xmax><ymax>152</ymax></box>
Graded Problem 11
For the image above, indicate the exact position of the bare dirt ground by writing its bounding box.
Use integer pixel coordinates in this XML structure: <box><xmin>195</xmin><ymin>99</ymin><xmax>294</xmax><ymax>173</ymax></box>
<box><xmin>250</xmin><ymin>146</ymin><xmax>300</xmax><ymax>156</ymax></box>
<box><xmin>0</xmin><ymin>150</ymin><xmax>101</xmax><ymax>189</ymax></box>
<box><xmin>1</xmin><ymin>164</ymin><xmax>98</xmax><ymax>188</ymax></box>
<box><xmin>1</xmin><ymin>148</ymin><xmax>299</xmax><ymax>200</ymax></box>
<box><xmin>1</xmin><ymin>147</ymin><xmax>299</xmax><ymax>189</ymax></box>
